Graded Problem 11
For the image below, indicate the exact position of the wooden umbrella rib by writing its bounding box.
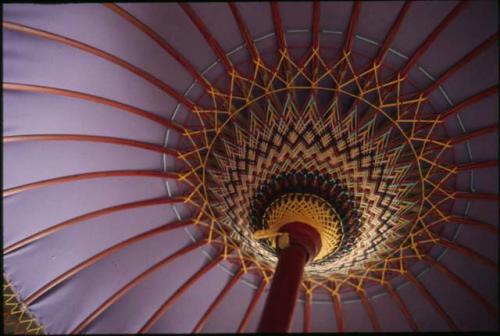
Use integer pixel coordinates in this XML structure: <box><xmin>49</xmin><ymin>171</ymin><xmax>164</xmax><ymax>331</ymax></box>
<box><xmin>179</xmin><ymin>3</ymin><xmax>233</xmax><ymax>75</ymax></box>
<box><xmin>450</xmin><ymin>124</ymin><xmax>499</xmax><ymax>146</ymax></box>
<box><xmin>373</xmin><ymin>1</ymin><xmax>412</xmax><ymax>64</ymax></box>
<box><xmin>358</xmin><ymin>289</ymin><xmax>381</xmax><ymax>332</ymax></box>
<box><xmin>311</xmin><ymin>1</ymin><xmax>320</xmax><ymax>51</ymax></box>
<box><xmin>70</xmin><ymin>239</ymin><xmax>207</xmax><ymax>334</ymax></box>
<box><xmin>228</xmin><ymin>3</ymin><xmax>260</xmax><ymax>63</ymax></box>
<box><xmin>3</xmin><ymin>134</ymin><xmax>179</xmax><ymax>157</ymax></box>
<box><xmin>436</xmin><ymin>238</ymin><xmax>497</xmax><ymax>270</ymax></box>
<box><xmin>3</xmin><ymin>82</ymin><xmax>186</xmax><ymax>133</ymax></box>
<box><xmin>423</xmin><ymin>255</ymin><xmax>497</xmax><ymax>318</ymax></box>
<box><xmin>457</xmin><ymin>160</ymin><xmax>499</xmax><ymax>172</ymax></box>
<box><xmin>3</xmin><ymin>170</ymin><xmax>181</xmax><ymax>197</ymax></box>
<box><xmin>424</xmin><ymin>32</ymin><xmax>499</xmax><ymax>96</ymax></box>
<box><xmin>25</xmin><ymin>219</ymin><xmax>195</xmax><ymax>306</ymax></box>
<box><xmin>343</xmin><ymin>2</ymin><xmax>361</xmax><ymax>53</ymax></box>
<box><xmin>332</xmin><ymin>291</ymin><xmax>344</xmax><ymax>332</ymax></box>
<box><xmin>192</xmin><ymin>268</ymin><xmax>245</xmax><ymax>333</ymax></box>
<box><xmin>404</xmin><ymin>272</ymin><xmax>459</xmax><ymax>331</ymax></box>
<box><xmin>271</xmin><ymin>2</ymin><xmax>287</xmax><ymax>51</ymax></box>
<box><xmin>452</xmin><ymin>190</ymin><xmax>500</xmax><ymax>202</ymax></box>
<box><xmin>138</xmin><ymin>253</ymin><xmax>227</xmax><ymax>333</ymax></box>
<box><xmin>103</xmin><ymin>3</ymin><xmax>212</xmax><ymax>92</ymax></box>
<box><xmin>383</xmin><ymin>282</ymin><xmax>418</xmax><ymax>332</ymax></box>
<box><xmin>440</xmin><ymin>86</ymin><xmax>498</xmax><ymax>120</ymax></box>
<box><xmin>3</xmin><ymin>196</ymin><xmax>186</xmax><ymax>255</ymax></box>
<box><xmin>236</xmin><ymin>279</ymin><xmax>267</xmax><ymax>333</ymax></box>
<box><xmin>447</xmin><ymin>215</ymin><xmax>498</xmax><ymax>234</ymax></box>
<box><xmin>2</xmin><ymin>21</ymin><xmax>196</xmax><ymax>111</ymax></box>
<box><xmin>398</xmin><ymin>1</ymin><xmax>469</xmax><ymax>78</ymax></box>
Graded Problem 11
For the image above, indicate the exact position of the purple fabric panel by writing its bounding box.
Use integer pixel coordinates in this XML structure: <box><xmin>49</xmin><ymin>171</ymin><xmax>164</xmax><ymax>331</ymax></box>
<box><xmin>455</xmin><ymin>219</ymin><xmax>498</xmax><ymax>262</ymax></box>
<box><xmin>4</xmin><ymin>200</ymin><xmax>187</xmax><ymax>299</ymax></box>
<box><xmin>310</xmin><ymin>301</ymin><xmax>337</xmax><ymax>332</ymax></box>
<box><xmin>319</xmin><ymin>1</ymin><xmax>354</xmax><ymax>33</ymax></box>
<box><xmin>356</xmin><ymin>1</ymin><xmax>405</xmax><ymax>43</ymax></box>
<box><xmin>3</xmin><ymin>142</ymin><xmax>165</xmax><ymax>191</ymax></box>
<box><xmin>201</xmin><ymin>276</ymin><xmax>258</xmax><ymax>333</ymax></box>
<box><xmin>84</xmin><ymin>243</ymin><xmax>210</xmax><ymax>334</ymax></box>
<box><xmin>244</xmin><ymin>287</ymin><xmax>269</xmax><ymax>332</ymax></box>
<box><xmin>29</xmin><ymin>229</ymin><xmax>197</xmax><ymax>334</ymax></box>
<box><xmin>233</xmin><ymin>2</ymin><xmax>274</xmax><ymax>39</ymax></box>
<box><xmin>119</xmin><ymin>3</ymin><xmax>216</xmax><ymax>71</ymax></box>
<box><xmin>466</xmin><ymin>200</ymin><xmax>499</xmax><ymax>228</ymax></box>
<box><xmin>289</xmin><ymin>296</ymin><xmax>304</xmax><ymax>333</ymax></box>
<box><xmin>341</xmin><ymin>299</ymin><xmax>372</xmax><ymax>332</ymax></box>
<box><xmin>371</xmin><ymin>290</ymin><xmax>410</xmax><ymax>332</ymax></box>
<box><xmin>390</xmin><ymin>1</ymin><xmax>458</xmax><ymax>57</ymax></box>
<box><xmin>3</xmin><ymin>31</ymin><xmax>177</xmax><ymax>118</ymax></box>
<box><xmin>189</xmin><ymin>3</ymin><xmax>244</xmax><ymax>52</ymax></box>
<box><xmin>280</xmin><ymin>2</ymin><xmax>312</xmax><ymax>31</ymax></box>
<box><xmin>2</xmin><ymin>92</ymin><xmax>168</xmax><ymax>146</ymax></box>
<box><xmin>418</xmin><ymin>266</ymin><xmax>497</xmax><ymax>330</ymax></box>
<box><xmin>439</xmin><ymin>247</ymin><xmax>498</xmax><ymax>310</ymax></box>
<box><xmin>445</xmin><ymin>96</ymin><xmax>498</xmax><ymax>139</ymax></box>
<box><xmin>3</xmin><ymin>174</ymin><xmax>171</xmax><ymax>244</ymax></box>
<box><xmin>150</xmin><ymin>259</ymin><xmax>234</xmax><ymax>333</ymax></box>
<box><xmin>395</xmin><ymin>278</ymin><xmax>449</xmax><ymax>331</ymax></box>
<box><xmin>3</xmin><ymin>4</ymin><xmax>193</xmax><ymax>97</ymax></box>
<box><xmin>442</xmin><ymin>47</ymin><xmax>498</xmax><ymax>104</ymax></box>
<box><xmin>419</xmin><ymin>0</ymin><xmax>499</xmax><ymax>77</ymax></box>
<box><xmin>149</xmin><ymin>260</ymin><xmax>234</xmax><ymax>333</ymax></box>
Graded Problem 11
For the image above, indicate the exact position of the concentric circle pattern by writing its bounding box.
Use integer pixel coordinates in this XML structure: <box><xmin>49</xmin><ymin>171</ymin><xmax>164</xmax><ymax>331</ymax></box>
<box><xmin>3</xmin><ymin>2</ymin><xmax>498</xmax><ymax>333</ymax></box>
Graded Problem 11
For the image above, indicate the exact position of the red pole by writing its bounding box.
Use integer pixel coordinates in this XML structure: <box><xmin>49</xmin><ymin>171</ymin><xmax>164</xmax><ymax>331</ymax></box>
<box><xmin>257</xmin><ymin>222</ymin><xmax>321</xmax><ymax>333</ymax></box>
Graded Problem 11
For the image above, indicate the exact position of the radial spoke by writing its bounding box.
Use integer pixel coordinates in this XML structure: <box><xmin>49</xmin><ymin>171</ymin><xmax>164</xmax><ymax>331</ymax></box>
<box><xmin>192</xmin><ymin>267</ymin><xmax>245</xmax><ymax>333</ymax></box>
<box><xmin>138</xmin><ymin>251</ymin><xmax>228</xmax><ymax>333</ymax></box>
<box><xmin>3</xmin><ymin>196</ymin><xmax>186</xmax><ymax>255</ymax></box>
<box><xmin>70</xmin><ymin>238</ymin><xmax>208</xmax><ymax>334</ymax></box>
<box><xmin>3</xmin><ymin>82</ymin><xmax>187</xmax><ymax>133</ymax></box>
<box><xmin>236</xmin><ymin>279</ymin><xmax>267</xmax><ymax>333</ymax></box>
<box><xmin>4</xmin><ymin>170</ymin><xmax>181</xmax><ymax>197</ymax></box>
<box><xmin>4</xmin><ymin>134</ymin><xmax>178</xmax><ymax>157</ymax></box>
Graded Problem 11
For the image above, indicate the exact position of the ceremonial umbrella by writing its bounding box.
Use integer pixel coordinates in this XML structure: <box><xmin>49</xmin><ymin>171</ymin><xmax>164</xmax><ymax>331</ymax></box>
<box><xmin>3</xmin><ymin>1</ymin><xmax>498</xmax><ymax>333</ymax></box>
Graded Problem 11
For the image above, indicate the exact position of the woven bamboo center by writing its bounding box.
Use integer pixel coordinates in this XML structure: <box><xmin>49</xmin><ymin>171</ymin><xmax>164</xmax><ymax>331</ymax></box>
<box><xmin>263</xmin><ymin>193</ymin><xmax>344</xmax><ymax>261</ymax></box>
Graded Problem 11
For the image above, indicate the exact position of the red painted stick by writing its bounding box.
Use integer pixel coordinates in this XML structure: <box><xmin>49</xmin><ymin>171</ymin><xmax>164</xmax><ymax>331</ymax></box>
<box><xmin>257</xmin><ymin>222</ymin><xmax>321</xmax><ymax>333</ymax></box>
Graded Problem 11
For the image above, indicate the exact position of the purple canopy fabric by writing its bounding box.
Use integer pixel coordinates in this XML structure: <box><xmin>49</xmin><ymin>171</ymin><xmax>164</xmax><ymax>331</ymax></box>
<box><xmin>3</xmin><ymin>2</ymin><xmax>498</xmax><ymax>333</ymax></box>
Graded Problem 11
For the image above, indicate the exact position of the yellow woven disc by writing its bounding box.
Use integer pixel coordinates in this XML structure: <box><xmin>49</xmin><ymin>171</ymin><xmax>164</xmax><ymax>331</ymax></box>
<box><xmin>263</xmin><ymin>193</ymin><xmax>344</xmax><ymax>261</ymax></box>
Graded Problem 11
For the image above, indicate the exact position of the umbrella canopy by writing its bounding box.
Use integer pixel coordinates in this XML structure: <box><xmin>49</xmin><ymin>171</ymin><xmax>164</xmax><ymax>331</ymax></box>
<box><xmin>3</xmin><ymin>1</ymin><xmax>498</xmax><ymax>333</ymax></box>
